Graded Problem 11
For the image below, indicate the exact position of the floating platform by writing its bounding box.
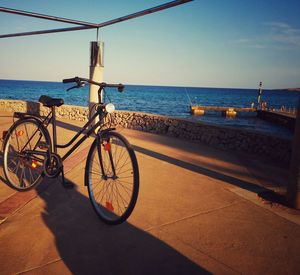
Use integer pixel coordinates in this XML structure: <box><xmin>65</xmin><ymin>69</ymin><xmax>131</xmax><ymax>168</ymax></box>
<box><xmin>190</xmin><ymin>106</ymin><xmax>256</xmax><ymax>117</ymax></box>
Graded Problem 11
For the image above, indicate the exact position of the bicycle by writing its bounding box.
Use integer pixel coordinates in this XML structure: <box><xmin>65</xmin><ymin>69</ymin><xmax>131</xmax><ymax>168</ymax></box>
<box><xmin>2</xmin><ymin>77</ymin><xmax>139</xmax><ymax>225</ymax></box>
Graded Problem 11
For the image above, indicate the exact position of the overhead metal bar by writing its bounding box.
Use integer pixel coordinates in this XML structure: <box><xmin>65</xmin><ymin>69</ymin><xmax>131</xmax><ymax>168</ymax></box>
<box><xmin>0</xmin><ymin>0</ymin><xmax>193</xmax><ymax>39</ymax></box>
<box><xmin>0</xmin><ymin>7</ymin><xmax>97</xmax><ymax>27</ymax></box>
<box><xmin>94</xmin><ymin>0</ymin><xmax>193</xmax><ymax>28</ymax></box>
<box><xmin>0</xmin><ymin>26</ymin><xmax>91</xmax><ymax>38</ymax></box>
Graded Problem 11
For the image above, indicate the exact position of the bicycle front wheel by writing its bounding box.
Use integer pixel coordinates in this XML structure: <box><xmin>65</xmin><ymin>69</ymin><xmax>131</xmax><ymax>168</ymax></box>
<box><xmin>85</xmin><ymin>131</ymin><xmax>139</xmax><ymax>225</ymax></box>
<box><xmin>3</xmin><ymin>118</ymin><xmax>49</xmax><ymax>191</ymax></box>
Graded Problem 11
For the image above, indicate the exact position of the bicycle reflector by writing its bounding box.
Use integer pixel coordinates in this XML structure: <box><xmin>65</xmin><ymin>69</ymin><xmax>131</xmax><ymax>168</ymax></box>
<box><xmin>17</xmin><ymin>130</ymin><xmax>24</xmax><ymax>136</ymax></box>
<box><xmin>104</xmin><ymin>143</ymin><xmax>111</xmax><ymax>151</ymax></box>
<box><xmin>106</xmin><ymin>202</ymin><xmax>114</xmax><ymax>212</ymax></box>
<box><xmin>31</xmin><ymin>160</ymin><xmax>38</xmax><ymax>169</ymax></box>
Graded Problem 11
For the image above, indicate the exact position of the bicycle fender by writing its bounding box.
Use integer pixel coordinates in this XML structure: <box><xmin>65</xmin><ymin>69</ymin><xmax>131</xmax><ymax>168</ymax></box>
<box><xmin>14</xmin><ymin>112</ymin><xmax>43</xmax><ymax>122</ymax></box>
<box><xmin>97</xmin><ymin>127</ymin><xmax>116</xmax><ymax>136</ymax></box>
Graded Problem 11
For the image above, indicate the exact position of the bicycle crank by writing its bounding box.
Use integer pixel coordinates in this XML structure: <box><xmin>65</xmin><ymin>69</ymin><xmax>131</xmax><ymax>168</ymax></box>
<box><xmin>43</xmin><ymin>153</ymin><xmax>62</xmax><ymax>178</ymax></box>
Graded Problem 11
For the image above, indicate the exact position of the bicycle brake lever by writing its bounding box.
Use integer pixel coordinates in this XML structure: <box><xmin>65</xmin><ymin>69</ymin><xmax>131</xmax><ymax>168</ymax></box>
<box><xmin>66</xmin><ymin>81</ymin><xmax>85</xmax><ymax>91</ymax></box>
<box><xmin>66</xmin><ymin>85</ymin><xmax>78</xmax><ymax>91</ymax></box>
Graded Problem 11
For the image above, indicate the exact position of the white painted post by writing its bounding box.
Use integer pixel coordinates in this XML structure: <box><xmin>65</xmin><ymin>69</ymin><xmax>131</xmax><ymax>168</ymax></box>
<box><xmin>287</xmin><ymin>97</ymin><xmax>300</xmax><ymax>209</ymax></box>
<box><xmin>89</xmin><ymin>41</ymin><xmax>104</xmax><ymax>122</ymax></box>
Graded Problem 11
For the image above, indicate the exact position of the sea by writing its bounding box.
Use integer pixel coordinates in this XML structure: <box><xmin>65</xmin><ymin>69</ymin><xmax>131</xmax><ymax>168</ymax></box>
<box><xmin>0</xmin><ymin>79</ymin><xmax>299</xmax><ymax>139</ymax></box>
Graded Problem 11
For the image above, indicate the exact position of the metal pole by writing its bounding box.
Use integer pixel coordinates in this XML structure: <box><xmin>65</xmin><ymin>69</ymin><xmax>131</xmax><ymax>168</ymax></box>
<box><xmin>287</xmin><ymin>97</ymin><xmax>300</xmax><ymax>209</ymax></box>
<box><xmin>89</xmin><ymin>41</ymin><xmax>104</xmax><ymax>124</ymax></box>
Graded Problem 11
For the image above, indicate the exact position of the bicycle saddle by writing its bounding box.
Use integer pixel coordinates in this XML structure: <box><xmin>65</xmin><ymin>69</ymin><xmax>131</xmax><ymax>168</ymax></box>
<box><xmin>39</xmin><ymin>95</ymin><xmax>64</xmax><ymax>107</ymax></box>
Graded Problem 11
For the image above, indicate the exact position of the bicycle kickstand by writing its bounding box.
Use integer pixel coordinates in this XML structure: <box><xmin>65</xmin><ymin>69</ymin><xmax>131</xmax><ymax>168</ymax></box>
<box><xmin>61</xmin><ymin>165</ymin><xmax>75</xmax><ymax>189</ymax></box>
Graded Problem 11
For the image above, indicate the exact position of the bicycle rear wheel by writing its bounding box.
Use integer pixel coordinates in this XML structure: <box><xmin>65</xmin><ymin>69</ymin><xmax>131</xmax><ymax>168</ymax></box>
<box><xmin>3</xmin><ymin>118</ymin><xmax>49</xmax><ymax>191</ymax></box>
<box><xmin>85</xmin><ymin>131</ymin><xmax>139</xmax><ymax>225</ymax></box>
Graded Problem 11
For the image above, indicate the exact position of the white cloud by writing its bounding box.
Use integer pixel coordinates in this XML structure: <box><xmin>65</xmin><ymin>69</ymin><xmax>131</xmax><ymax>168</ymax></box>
<box><xmin>233</xmin><ymin>21</ymin><xmax>300</xmax><ymax>50</ymax></box>
<box><xmin>264</xmin><ymin>22</ymin><xmax>291</xmax><ymax>29</ymax></box>
<box><xmin>266</xmin><ymin>21</ymin><xmax>300</xmax><ymax>47</ymax></box>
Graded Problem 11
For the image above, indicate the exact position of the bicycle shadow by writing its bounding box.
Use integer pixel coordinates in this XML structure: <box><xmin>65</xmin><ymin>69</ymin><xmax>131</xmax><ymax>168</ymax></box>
<box><xmin>132</xmin><ymin>145</ymin><xmax>272</xmax><ymax>194</ymax></box>
<box><xmin>0</xmin><ymin>135</ymin><xmax>209</xmax><ymax>274</ymax></box>
<box><xmin>37</xmin><ymin>178</ymin><xmax>210</xmax><ymax>274</ymax></box>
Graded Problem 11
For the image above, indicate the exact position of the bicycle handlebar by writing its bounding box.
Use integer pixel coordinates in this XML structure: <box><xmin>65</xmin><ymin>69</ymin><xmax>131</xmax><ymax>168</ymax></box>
<box><xmin>62</xmin><ymin>76</ymin><xmax>124</xmax><ymax>92</ymax></box>
<box><xmin>62</xmin><ymin>77</ymin><xmax>79</xmax><ymax>84</ymax></box>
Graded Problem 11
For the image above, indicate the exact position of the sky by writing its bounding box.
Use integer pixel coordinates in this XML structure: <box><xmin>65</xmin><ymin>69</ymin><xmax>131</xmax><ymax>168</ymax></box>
<box><xmin>0</xmin><ymin>0</ymin><xmax>300</xmax><ymax>89</ymax></box>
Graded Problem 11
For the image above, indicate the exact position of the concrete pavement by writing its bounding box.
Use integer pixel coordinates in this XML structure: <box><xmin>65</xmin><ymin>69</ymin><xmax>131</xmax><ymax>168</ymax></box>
<box><xmin>0</xmin><ymin>111</ymin><xmax>300</xmax><ymax>274</ymax></box>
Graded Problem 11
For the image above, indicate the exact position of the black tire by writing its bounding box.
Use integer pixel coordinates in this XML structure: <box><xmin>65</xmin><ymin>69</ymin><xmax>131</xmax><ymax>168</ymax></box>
<box><xmin>3</xmin><ymin>118</ymin><xmax>50</xmax><ymax>191</ymax></box>
<box><xmin>85</xmin><ymin>131</ymin><xmax>139</xmax><ymax>225</ymax></box>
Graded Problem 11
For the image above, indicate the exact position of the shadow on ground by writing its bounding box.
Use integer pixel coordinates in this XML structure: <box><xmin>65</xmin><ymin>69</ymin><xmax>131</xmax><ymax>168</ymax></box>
<box><xmin>37</xmin><ymin>178</ymin><xmax>210</xmax><ymax>274</ymax></box>
<box><xmin>133</xmin><ymin>144</ymin><xmax>271</xmax><ymax>194</ymax></box>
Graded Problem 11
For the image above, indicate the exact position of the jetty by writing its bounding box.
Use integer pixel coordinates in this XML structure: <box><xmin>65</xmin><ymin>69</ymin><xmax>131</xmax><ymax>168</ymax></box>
<box><xmin>257</xmin><ymin>109</ymin><xmax>297</xmax><ymax>130</ymax></box>
<box><xmin>190</xmin><ymin>105</ymin><xmax>297</xmax><ymax>130</ymax></box>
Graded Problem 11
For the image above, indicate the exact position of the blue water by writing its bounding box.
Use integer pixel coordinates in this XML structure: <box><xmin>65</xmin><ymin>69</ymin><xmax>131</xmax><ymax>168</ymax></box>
<box><xmin>0</xmin><ymin>79</ymin><xmax>299</xmax><ymax>138</ymax></box>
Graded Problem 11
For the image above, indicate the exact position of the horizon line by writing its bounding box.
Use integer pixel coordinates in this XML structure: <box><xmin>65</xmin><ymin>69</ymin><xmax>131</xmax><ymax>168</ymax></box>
<box><xmin>0</xmin><ymin>77</ymin><xmax>287</xmax><ymax>91</ymax></box>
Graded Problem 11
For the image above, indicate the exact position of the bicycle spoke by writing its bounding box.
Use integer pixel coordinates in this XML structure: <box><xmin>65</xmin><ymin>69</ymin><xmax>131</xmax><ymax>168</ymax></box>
<box><xmin>118</xmin><ymin>175</ymin><xmax>134</xmax><ymax>179</ymax></box>
<box><xmin>19</xmin><ymin>166</ymin><xmax>25</xmax><ymax>187</ymax></box>
<box><xmin>114</xmin><ymin>181</ymin><xmax>130</xmax><ymax>206</ymax></box>
<box><xmin>116</xmin><ymin>168</ymin><xmax>133</xmax><ymax>176</ymax></box>
<box><xmin>114</xmin><ymin>145</ymin><xmax>127</xmax><ymax>169</ymax></box>
<box><xmin>14</xmin><ymin>129</ymin><xmax>21</xmax><ymax>152</ymax></box>
<box><xmin>87</xmin><ymin>132</ymin><xmax>139</xmax><ymax>224</ymax></box>
<box><xmin>4</xmin><ymin>120</ymin><xmax>47</xmax><ymax>190</ymax></box>
<box><xmin>24</xmin><ymin>123</ymin><xmax>32</xmax><ymax>150</ymax></box>
<box><xmin>115</xmin><ymin>180</ymin><xmax>133</xmax><ymax>192</ymax></box>
<box><xmin>112</xmin><ymin>183</ymin><xmax>126</xmax><ymax>214</ymax></box>
<box><xmin>95</xmin><ymin>180</ymin><xmax>110</xmax><ymax>203</ymax></box>
<box><xmin>115</xmin><ymin>156</ymin><xmax>131</xmax><ymax>174</ymax></box>
<box><xmin>28</xmin><ymin>166</ymin><xmax>34</xmax><ymax>183</ymax></box>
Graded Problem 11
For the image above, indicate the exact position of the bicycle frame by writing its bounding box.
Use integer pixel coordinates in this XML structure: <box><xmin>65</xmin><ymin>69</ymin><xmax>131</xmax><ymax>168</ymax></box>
<box><xmin>8</xmin><ymin>78</ymin><xmax>126</xmax><ymax>188</ymax></box>
<box><xmin>15</xmin><ymin>85</ymin><xmax>112</xmax><ymax>165</ymax></box>
<box><xmin>50</xmin><ymin>105</ymin><xmax>111</xmax><ymax>162</ymax></box>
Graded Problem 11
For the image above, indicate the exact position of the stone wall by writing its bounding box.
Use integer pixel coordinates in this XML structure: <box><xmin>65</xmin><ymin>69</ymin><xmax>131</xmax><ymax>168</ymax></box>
<box><xmin>0</xmin><ymin>99</ymin><xmax>89</xmax><ymax>121</ymax></box>
<box><xmin>111</xmin><ymin>111</ymin><xmax>291</xmax><ymax>163</ymax></box>
<box><xmin>0</xmin><ymin>99</ymin><xmax>292</xmax><ymax>163</ymax></box>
